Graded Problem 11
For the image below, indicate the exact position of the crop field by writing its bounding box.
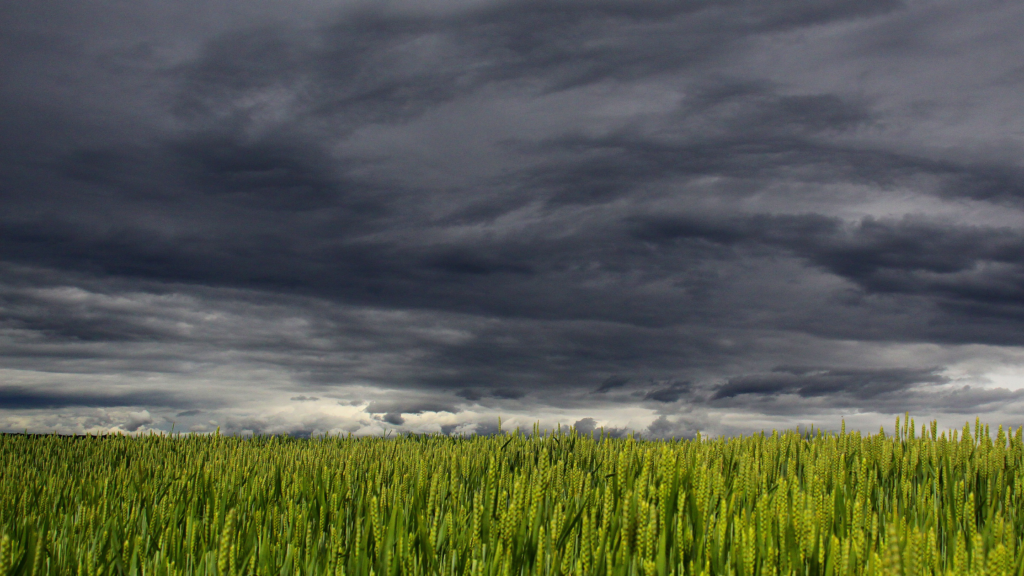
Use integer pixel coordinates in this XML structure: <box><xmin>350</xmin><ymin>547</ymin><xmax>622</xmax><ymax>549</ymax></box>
<box><xmin>1</xmin><ymin>416</ymin><xmax>1023</xmax><ymax>576</ymax></box>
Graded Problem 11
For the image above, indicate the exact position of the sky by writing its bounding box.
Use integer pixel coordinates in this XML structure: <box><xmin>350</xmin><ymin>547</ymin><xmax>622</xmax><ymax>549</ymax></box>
<box><xmin>2</xmin><ymin>0</ymin><xmax>1024</xmax><ymax>438</ymax></box>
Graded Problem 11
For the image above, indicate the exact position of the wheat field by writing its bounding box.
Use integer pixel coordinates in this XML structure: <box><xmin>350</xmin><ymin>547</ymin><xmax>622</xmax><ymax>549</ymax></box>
<box><xmin>1</xmin><ymin>415</ymin><xmax>1021</xmax><ymax>575</ymax></box>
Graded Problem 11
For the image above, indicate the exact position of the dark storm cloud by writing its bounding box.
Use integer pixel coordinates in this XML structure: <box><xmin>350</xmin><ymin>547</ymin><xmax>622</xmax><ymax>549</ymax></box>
<box><xmin>629</xmin><ymin>214</ymin><xmax>1024</xmax><ymax>318</ymax></box>
<box><xmin>644</xmin><ymin>381</ymin><xmax>693</xmax><ymax>403</ymax></box>
<box><xmin>3</xmin><ymin>0</ymin><xmax>1024</xmax><ymax>434</ymax></box>
<box><xmin>712</xmin><ymin>367</ymin><xmax>948</xmax><ymax>400</ymax></box>
<box><xmin>593</xmin><ymin>375</ymin><xmax>630</xmax><ymax>393</ymax></box>
<box><xmin>0</xmin><ymin>386</ymin><xmax>191</xmax><ymax>410</ymax></box>
<box><xmin>456</xmin><ymin>389</ymin><xmax>483</xmax><ymax>401</ymax></box>
<box><xmin>923</xmin><ymin>386</ymin><xmax>1024</xmax><ymax>415</ymax></box>
<box><xmin>524</xmin><ymin>86</ymin><xmax>878</xmax><ymax>206</ymax></box>
<box><xmin>0</xmin><ymin>1</ymin><xmax>995</xmax><ymax>328</ymax></box>
<box><xmin>572</xmin><ymin>417</ymin><xmax>630</xmax><ymax>439</ymax></box>
<box><xmin>165</xmin><ymin>0</ymin><xmax>902</xmax><ymax>128</ymax></box>
<box><xmin>572</xmin><ymin>417</ymin><xmax>598</xmax><ymax>435</ymax></box>
<box><xmin>408</xmin><ymin>319</ymin><xmax>746</xmax><ymax>395</ymax></box>
<box><xmin>702</xmin><ymin>374</ymin><xmax>1024</xmax><ymax>421</ymax></box>
<box><xmin>169</xmin><ymin>132</ymin><xmax>375</xmax><ymax>213</ymax></box>
<box><xmin>528</xmin><ymin>119</ymin><xmax>1024</xmax><ymax>209</ymax></box>
<box><xmin>381</xmin><ymin>413</ymin><xmax>405</xmax><ymax>426</ymax></box>
<box><xmin>490</xmin><ymin>388</ymin><xmax>527</xmax><ymax>399</ymax></box>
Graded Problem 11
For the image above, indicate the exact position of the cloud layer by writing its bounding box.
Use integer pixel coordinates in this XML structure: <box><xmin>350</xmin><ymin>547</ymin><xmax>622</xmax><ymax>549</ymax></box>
<box><xmin>2</xmin><ymin>0</ymin><xmax>1024</xmax><ymax>437</ymax></box>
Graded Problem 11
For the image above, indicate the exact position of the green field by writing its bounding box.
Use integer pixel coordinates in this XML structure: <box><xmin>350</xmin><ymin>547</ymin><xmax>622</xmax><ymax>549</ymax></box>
<box><xmin>1</xmin><ymin>416</ymin><xmax>1022</xmax><ymax>576</ymax></box>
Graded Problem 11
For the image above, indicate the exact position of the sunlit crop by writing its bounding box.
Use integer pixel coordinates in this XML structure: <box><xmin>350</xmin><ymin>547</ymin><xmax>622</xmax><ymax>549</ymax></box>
<box><xmin>1</xmin><ymin>414</ymin><xmax>1022</xmax><ymax>575</ymax></box>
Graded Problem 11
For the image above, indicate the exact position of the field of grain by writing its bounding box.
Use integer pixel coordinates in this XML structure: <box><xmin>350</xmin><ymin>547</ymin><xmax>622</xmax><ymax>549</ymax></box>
<box><xmin>1</xmin><ymin>416</ymin><xmax>1021</xmax><ymax>575</ymax></box>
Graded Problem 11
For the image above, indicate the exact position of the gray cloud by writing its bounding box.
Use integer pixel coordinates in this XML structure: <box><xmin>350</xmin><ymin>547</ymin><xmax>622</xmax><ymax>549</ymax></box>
<box><xmin>456</xmin><ymin>388</ymin><xmax>483</xmax><ymax>401</ymax></box>
<box><xmin>573</xmin><ymin>417</ymin><xmax>598</xmax><ymax>435</ymax></box>
<box><xmin>3</xmin><ymin>0</ymin><xmax>1024</xmax><ymax>435</ymax></box>
<box><xmin>593</xmin><ymin>375</ymin><xmax>630</xmax><ymax>393</ymax></box>
<box><xmin>364</xmin><ymin>399</ymin><xmax>462</xmax><ymax>416</ymax></box>
<box><xmin>712</xmin><ymin>367</ymin><xmax>948</xmax><ymax>400</ymax></box>
<box><xmin>490</xmin><ymin>388</ymin><xmax>527</xmax><ymax>399</ymax></box>
<box><xmin>645</xmin><ymin>411</ymin><xmax>713</xmax><ymax>440</ymax></box>
<box><xmin>124</xmin><ymin>410</ymin><xmax>154</xmax><ymax>432</ymax></box>
<box><xmin>0</xmin><ymin>386</ymin><xmax>194</xmax><ymax>410</ymax></box>
<box><xmin>471</xmin><ymin>421</ymin><xmax>503</xmax><ymax>437</ymax></box>
<box><xmin>644</xmin><ymin>381</ymin><xmax>693</xmax><ymax>403</ymax></box>
<box><xmin>382</xmin><ymin>413</ymin><xmax>405</xmax><ymax>426</ymax></box>
<box><xmin>571</xmin><ymin>417</ymin><xmax>630</xmax><ymax>438</ymax></box>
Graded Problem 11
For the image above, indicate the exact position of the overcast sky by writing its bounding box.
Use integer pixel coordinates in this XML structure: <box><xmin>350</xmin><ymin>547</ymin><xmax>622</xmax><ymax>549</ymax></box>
<box><xmin>2</xmin><ymin>0</ymin><xmax>1024</xmax><ymax>437</ymax></box>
